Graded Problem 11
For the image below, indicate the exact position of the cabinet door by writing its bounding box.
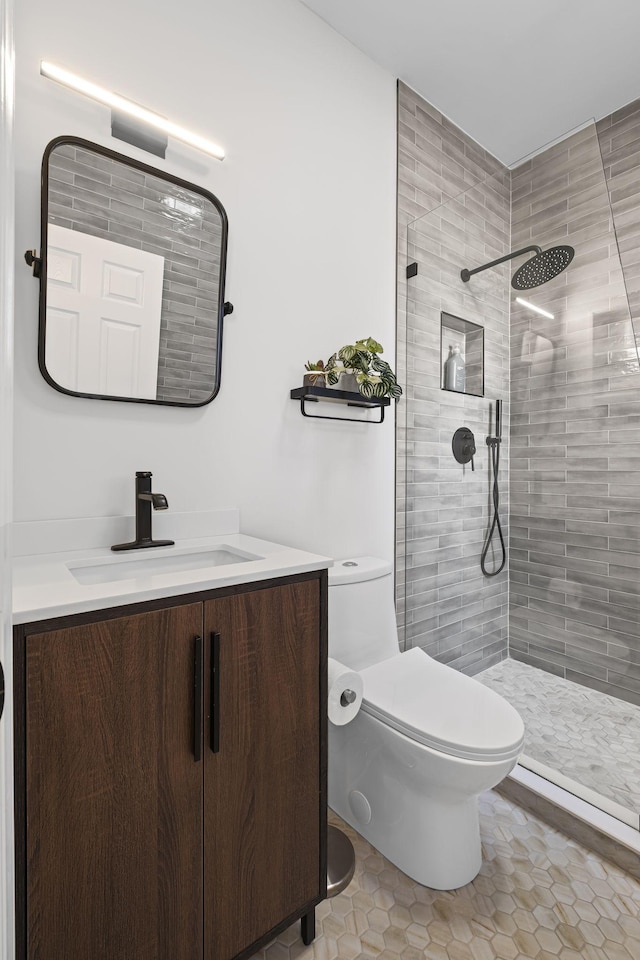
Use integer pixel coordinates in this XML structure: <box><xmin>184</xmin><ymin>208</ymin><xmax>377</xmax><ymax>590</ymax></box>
<box><xmin>204</xmin><ymin>581</ymin><xmax>322</xmax><ymax>960</ymax></box>
<box><xmin>25</xmin><ymin>604</ymin><xmax>204</xmax><ymax>960</ymax></box>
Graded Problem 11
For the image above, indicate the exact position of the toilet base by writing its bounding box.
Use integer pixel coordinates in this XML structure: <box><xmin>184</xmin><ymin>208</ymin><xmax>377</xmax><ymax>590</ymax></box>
<box><xmin>329</xmin><ymin>710</ymin><xmax>518</xmax><ymax>890</ymax></box>
<box><xmin>331</xmin><ymin>793</ymin><xmax>481</xmax><ymax>891</ymax></box>
<box><xmin>386</xmin><ymin>795</ymin><xmax>481</xmax><ymax>891</ymax></box>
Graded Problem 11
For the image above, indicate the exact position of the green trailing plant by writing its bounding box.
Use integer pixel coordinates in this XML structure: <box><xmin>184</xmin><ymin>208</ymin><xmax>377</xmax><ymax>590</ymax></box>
<box><xmin>333</xmin><ymin>337</ymin><xmax>403</xmax><ymax>401</ymax></box>
<box><xmin>324</xmin><ymin>353</ymin><xmax>339</xmax><ymax>385</ymax></box>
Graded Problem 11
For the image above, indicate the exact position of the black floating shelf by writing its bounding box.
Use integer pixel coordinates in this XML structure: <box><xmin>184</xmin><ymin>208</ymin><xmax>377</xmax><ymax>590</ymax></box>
<box><xmin>290</xmin><ymin>385</ymin><xmax>390</xmax><ymax>423</ymax></box>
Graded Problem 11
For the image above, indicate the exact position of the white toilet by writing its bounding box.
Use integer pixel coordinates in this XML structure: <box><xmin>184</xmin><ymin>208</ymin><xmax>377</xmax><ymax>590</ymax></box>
<box><xmin>328</xmin><ymin>557</ymin><xmax>524</xmax><ymax>891</ymax></box>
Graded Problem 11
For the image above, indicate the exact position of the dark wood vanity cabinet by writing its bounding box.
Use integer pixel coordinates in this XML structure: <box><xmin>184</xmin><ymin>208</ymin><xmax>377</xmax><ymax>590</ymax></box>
<box><xmin>14</xmin><ymin>572</ymin><xmax>327</xmax><ymax>960</ymax></box>
<box><xmin>23</xmin><ymin>602</ymin><xmax>205</xmax><ymax>960</ymax></box>
<box><xmin>203</xmin><ymin>587</ymin><xmax>323</xmax><ymax>958</ymax></box>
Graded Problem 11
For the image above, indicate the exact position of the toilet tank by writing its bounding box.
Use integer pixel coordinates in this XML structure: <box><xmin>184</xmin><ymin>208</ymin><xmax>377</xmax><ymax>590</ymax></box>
<box><xmin>328</xmin><ymin>557</ymin><xmax>400</xmax><ymax>670</ymax></box>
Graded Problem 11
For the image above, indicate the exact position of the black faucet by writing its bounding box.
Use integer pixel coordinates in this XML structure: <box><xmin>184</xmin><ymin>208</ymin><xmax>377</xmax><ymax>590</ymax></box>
<box><xmin>111</xmin><ymin>472</ymin><xmax>175</xmax><ymax>551</ymax></box>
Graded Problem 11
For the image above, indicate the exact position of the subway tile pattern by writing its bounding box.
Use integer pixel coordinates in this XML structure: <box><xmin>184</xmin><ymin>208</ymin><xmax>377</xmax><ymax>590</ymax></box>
<box><xmin>480</xmin><ymin>658</ymin><xmax>640</xmax><ymax>818</ymax></box>
<box><xmin>251</xmin><ymin>798</ymin><xmax>640</xmax><ymax>960</ymax></box>
<box><xmin>397</xmin><ymin>82</ymin><xmax>511</xmax><ymax>673</ymax></box>
<box><xmin>509</xmin><ymin>124</ymin><xmax>640</xmax><ymax>702</ymax></box>
<box><xmin>597</xmin><ymin>98</ymin><xmax>640</xmax><ymax>344</ymax></box>
<box><xmin>48</xmin><ymin>144</ymin><xmax>222</xmax><ymax>402</ymax></box>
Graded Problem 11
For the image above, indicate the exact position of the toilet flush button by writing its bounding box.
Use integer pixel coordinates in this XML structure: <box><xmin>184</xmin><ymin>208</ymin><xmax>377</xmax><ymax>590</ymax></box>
<box><xmin>342</xmin><ymin>561</ymin><xmax>358</xmax><ymax>567</ymax></box>
<box><xmin>348</xmin><ymin>789</ymin><xmax>372</xmax><ymax>825</ymax></box>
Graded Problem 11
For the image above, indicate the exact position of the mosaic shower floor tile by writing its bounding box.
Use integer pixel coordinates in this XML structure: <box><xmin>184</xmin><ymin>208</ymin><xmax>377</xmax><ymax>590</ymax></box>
<box><xmin>478</xmin><ymin>658</ymin><xmax>640</xmax><ymax>817</ymax></box>
<box><xmin>250</xmin><ymin>795</ymin><xmax>640</xmax><ymax>959</ymax></box>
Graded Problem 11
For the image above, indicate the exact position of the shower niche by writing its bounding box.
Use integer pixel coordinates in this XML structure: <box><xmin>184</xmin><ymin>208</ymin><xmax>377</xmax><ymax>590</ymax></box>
<box><xmin>440</xmin><ymin>312</ymin><xmax>484</xmax><ymax>397</ymax></box>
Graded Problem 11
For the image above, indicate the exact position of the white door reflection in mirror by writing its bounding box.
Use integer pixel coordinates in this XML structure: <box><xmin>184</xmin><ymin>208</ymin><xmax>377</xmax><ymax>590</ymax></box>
<box><xmin>45</xmin><ymin>225</ymin><xmax>164</xmax><ymax>399</ymax></box>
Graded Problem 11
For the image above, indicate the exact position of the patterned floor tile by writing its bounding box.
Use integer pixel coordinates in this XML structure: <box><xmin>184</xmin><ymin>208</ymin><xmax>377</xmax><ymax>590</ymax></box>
<box><xmin>478</xmin><ymin>658</ymin><xmax>640</xmax><ymax>816</ymax></box>
<box><xmin>249</xmin><ymin>794</ymin><xmax>640</xmax><ymax>959</ymax></box>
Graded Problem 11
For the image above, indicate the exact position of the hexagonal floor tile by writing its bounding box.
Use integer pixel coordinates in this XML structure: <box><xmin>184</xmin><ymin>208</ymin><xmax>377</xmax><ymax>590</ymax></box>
<box><xmin>249</xmin><ymin>793</ymin><xmax>640</xmax><ymax>960</ymax></box>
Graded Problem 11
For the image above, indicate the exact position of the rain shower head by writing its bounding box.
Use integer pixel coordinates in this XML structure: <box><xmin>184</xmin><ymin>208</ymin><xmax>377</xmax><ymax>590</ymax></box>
<box><xmin>461</xmin><ymin>244</ymin><xmax>575</xmax><ymax>289</ymax></box>
<box><xmin>511</xmin><ymin>245</ymin><xmax>574</xmax><ymax>290</ymax></box>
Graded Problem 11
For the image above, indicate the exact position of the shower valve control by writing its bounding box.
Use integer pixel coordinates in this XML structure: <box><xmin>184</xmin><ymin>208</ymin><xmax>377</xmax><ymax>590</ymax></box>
<box><xmin>452</xmin><ymin>427</ymin><xmax>476</xmax><ymax>471</ymax></box>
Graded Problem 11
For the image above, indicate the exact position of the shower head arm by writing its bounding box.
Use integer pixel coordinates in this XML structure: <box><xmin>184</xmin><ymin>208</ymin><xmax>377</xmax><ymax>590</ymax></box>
<box><xmin>460</xmin><ymin>245</ymin><xmax>542</xmax><ymax>283</ymax></box>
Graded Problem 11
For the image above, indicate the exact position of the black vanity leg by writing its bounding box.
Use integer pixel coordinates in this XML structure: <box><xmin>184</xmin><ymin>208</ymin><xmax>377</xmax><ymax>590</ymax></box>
<box><xmin>301</xmin><ymin>908</ymin><xmax>316</xmax><ymax>945</ymax></box>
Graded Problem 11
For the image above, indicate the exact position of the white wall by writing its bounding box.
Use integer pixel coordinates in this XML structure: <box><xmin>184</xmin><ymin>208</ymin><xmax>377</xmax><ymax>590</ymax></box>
<box><xmin>14</xmin><ymin>0</ymin><xmax>397</xmax><ymax>561</ymax></box>
<box><xmin>0</xmin><ymin>0</ymin><xmax>14</xmax><ymax>956</ymax></box>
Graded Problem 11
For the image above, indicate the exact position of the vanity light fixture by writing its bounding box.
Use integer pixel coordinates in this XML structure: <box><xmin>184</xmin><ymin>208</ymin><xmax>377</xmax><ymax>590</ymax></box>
<box><xmin>40</xmin><ymin>61</ymin><xmax>225</xmax><ymax>161</ymax></box>
<box><xmin>515</xmin><ymin>297</ymin><xmax>554</xmax><ymax>320</ymax></box>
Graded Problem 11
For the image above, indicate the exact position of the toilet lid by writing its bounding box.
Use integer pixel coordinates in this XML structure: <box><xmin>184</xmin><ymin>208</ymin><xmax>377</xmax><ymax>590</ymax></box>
<box><xmin>359</xmin><ymin>648</ymin><xmax>525</xmax><ymax>762</ymax></box>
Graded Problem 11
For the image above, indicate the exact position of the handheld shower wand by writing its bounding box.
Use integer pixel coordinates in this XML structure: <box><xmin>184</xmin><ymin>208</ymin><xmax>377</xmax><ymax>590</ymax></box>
<box><xmin>481</xmin><ymin>400</ymin><xmax>506</xmax><ymax>577</ymax></box>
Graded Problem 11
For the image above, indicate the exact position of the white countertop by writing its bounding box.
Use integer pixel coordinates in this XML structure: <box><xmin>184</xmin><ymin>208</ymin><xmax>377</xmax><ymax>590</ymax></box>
<box><xmin>13</xmin><ymin>534</ymin><xmax>332</xmax><ymax>625</ymax></box>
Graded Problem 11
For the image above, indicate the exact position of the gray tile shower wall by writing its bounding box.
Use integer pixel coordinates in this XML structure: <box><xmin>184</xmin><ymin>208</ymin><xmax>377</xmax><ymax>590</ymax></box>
<box><xmin>509</xmin><ymin>123</ymin><xmax>640</xmax><ymax>705</ymax></box>
<box><xmin>48</xmin><ymin>145</ymin><xmax>222</xmax><ymax>403</ymax></box>
<box><xmin>597</xmin><ymin>99</ymin><xmax>640</xmax><ymax>343</ymax></box>
<box><xmin>398</xmin><ymin>87</ymin><xmax>640</xmax><ymax>692</ymax></box>
<box><xmin>396</xmin><ymin>82</ymin><xmax>511</xmax><ymax>674</ymax></box>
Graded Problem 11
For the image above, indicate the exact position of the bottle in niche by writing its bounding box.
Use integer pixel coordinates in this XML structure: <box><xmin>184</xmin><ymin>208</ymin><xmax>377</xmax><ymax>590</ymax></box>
<box><xmin>444</xmin><ymin>343</ymin><xmax>465</xmax><ymax>392</ymax></box>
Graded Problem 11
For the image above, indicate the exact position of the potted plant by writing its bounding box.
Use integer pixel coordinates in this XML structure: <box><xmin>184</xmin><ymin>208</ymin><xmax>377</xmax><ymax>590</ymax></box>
<box><xmin>323</xmin><ymin>353</ymin><xmax>358</xmax><ymax>393</ymax></box>
<box><xmin>332</xmin><ymin>337</ymin><xmax>403</xmax><ymax>401</ymax></box>
<box><xmin>303</xmin><ymin>359</ymin><xmax>328</xmax><ymax>388</ymax></box>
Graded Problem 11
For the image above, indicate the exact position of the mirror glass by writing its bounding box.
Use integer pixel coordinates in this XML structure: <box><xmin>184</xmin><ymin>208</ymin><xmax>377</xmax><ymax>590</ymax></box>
<box><xmin>39</xmin><ymin>136</ymin><xmax>229</xmax><ymax>406</ymax></box>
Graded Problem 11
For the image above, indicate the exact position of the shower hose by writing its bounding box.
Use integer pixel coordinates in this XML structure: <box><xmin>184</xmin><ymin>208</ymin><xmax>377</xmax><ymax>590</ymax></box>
<box><xmin>480</xmin><ymin>436</ymin><xmax>506</xmax><ymax>577</ymax></box>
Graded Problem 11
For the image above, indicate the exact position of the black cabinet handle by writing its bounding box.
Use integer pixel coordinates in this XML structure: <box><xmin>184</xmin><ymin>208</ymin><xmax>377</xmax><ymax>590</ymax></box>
<box><xmin>210</xmin><ymin>632</ymin><xmax>220</xmax><ymax>754</ymax></box>
<box><xmin>194</xmin><ymin>635</ymin><xmax>203</xmax><ymax>762</ymax></box>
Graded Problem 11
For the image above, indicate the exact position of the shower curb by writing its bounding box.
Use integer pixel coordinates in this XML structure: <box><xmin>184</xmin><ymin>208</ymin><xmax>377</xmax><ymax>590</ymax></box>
<box><xmin>497</xmin><ymin>764</ymin><xmax>640</xmax><ymax>882</ymax></box>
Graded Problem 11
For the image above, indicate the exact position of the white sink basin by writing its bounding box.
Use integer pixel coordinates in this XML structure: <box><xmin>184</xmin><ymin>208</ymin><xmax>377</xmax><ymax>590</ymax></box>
<box><xmin>66</xmin><ymin>546</ymin><xmax>264</xmax><ymax>585</ymax></box>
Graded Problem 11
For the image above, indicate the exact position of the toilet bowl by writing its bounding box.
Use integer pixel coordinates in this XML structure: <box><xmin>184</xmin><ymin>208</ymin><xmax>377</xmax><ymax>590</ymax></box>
<box><xmin>327</xmin><ymin>557</ymin><xmax>524</xmax><ymax>890</ymax></box>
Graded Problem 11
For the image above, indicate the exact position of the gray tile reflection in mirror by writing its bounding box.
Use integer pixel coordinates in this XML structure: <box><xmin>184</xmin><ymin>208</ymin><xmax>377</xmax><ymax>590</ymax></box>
<box><xmin>47</xmin><ymin>142</ymin><xmax>223</xmax><ymax>403</ymax></box>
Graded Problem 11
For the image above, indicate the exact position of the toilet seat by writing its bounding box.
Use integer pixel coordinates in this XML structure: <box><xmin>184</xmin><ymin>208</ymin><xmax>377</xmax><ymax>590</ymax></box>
<box><xmin>360</xmin><ymin>648</ymin><xmax>524</xmax><ymax>763</ymax></box>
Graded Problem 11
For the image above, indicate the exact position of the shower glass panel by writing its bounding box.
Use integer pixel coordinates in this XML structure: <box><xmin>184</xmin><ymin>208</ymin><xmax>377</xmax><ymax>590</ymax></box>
<box><xmin>401</xmin><ymin>165</ymin><xmax>511</xmax><ymax>669</ymax></box>
<box><xmin>502</xmin><ymin>121</ymin><xmax>640</xmax><ymax>827</ymax></box>
<box><xmin>402</xmin><ymin>120</ymin><xmax>640</xmax><ymax>828</ymax></box>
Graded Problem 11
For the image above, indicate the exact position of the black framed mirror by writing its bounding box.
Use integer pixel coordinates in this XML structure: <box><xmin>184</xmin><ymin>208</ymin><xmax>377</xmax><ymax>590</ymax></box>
<box><xmin>32</xmin><ymin>136</ymin><xmax>231</xmax><ymax>406</ymax></box>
